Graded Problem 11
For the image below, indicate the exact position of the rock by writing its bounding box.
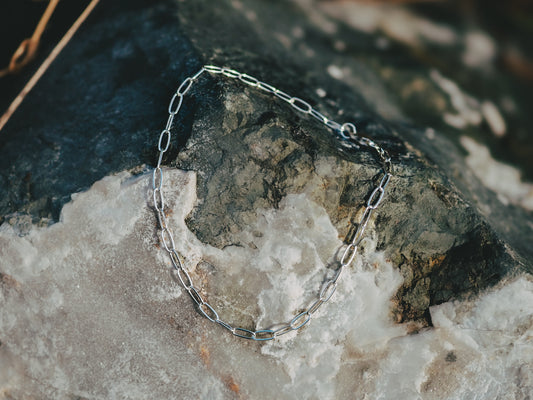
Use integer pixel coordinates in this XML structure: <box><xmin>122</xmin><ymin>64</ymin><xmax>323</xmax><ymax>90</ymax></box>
<box><xmin>1</xmin><ymin>0</ymin><xmax>532</xmax><ymax>399</ymax></box>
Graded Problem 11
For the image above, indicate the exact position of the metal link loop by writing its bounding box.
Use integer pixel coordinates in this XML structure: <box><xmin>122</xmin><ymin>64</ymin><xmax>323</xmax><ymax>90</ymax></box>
<box><xmin>320</xmin><ymin>280</ymin><xmax>337</xmax><ymax>302</ymax></box>
<box><xmin>187</xmin><ymin>286</ymin><xmax>203</xmax><ymax>306</ymax></box>
<box><xmin>177</xmin><ymin>77</ymin><xmax>193</xmax><ymax>96</ymax></box>
<box><xmin>367</xmin><ymin>186</ymin><xmax>385</xmax><ymax>209</ymax></box>
<box><xmin>232</xmin><ymin>327</ymin><xmax>256</xmax><ymax>339</ymax></box>
<box><xmin>151</xmin><ymin>65</ymin><xmax>392</xmax><ymax>340</ymax></box>
<box><xmin>204</xmin><ymin>65</ymin><xmax>223</xmax><ymax>74</ymax></box>
<box><xmin>340</xmin><ymin>243</ymin><xmax>358</xmax><ymax>266</ymax></box>
<box><xmin>310</xmin><ymin>109</ymin><xmax>328</xmax><ymax>124</ymax></box>
<box><xmin>156</xmin><ymin>151</ymin><xmax>164</xmax><ymax>169</ymax></box>
<box><xmin>216</xmin><ymin>319</ymin><xmax>233</xmax><ymax>331</ymax></box>
<box><xmin>239</xmin><ymin>73</ymin><xmax>259</xmax><ymax>87</ymax></box>
<box><xmin>254</xmin><ymin>330</ymin><xmax>275</xmax><ymax>341</ymax></box>
<box><xmin>222</xmin><ymin>68</ymin><xmax>241</xmax><ymax>78</ymax></box>
<box><xmin>307</xmin><ymin>299</ymin><xmax>324</xmax><ymax>315</ymax></box>
<box><xmin>153</xmin><ymin>188</ymin><xmax>164</xmax><ymax>212</ymax></box>
<box><xmin>331</xmin><ymin>265</ymin><xmax>344</xmax><ymax>283</ymax></box>
<box><xmin>273</xmin><ymin>325</ymin><xmax>293</xmax><ymax>337</ymax></box>
<box><xmin>168</xmin><ymin>92</ymin><xmax>183</xmax><ymax>115</ymax></box>
<box><xmin>156</xmin><ymin>208</ymin><xmax>168</xmax><ymax>230</ymax></box>
<box><xmin>274</xmin><ymin>89</ymin><xmax>292</xmax><ymax>103</ymax></box>
<box><xmin>152</xmin><ymin>167</ymin><xmax>163</xmax><ymax>191</ymax></box>
<box><xmin>290</xmin><ymin>97</ymin><xmax>312</xmax><ymax>114</ymax></box>
<box><xmin>290</xmin><ymin>311</ymin><xmax>311</xmax><ymax>330</ymax></box>
<box><xmin>341</xmin><ymin>122</ymin><xmax>357</xmax><ymax>139</ymax></box>
<box><xmin>158</xmin><ymin>129</ymin><xmax>171</xmax><ymax>152</ymax></box>
<box><xmin>258</xmin><ymin>81</ymin><xmax>276</xmax><ymax>93</ymax></box>
<box><xmin>199</xmin><ymin>302</ymin><xmax>219</xmax><ymax>322</ymax></box>
<box><xmin>326</xmin><ymin>119</ymin><xmax>342</xmax><ymax>132</ymax></box>
<box><xmin>165</xmin><ymin>113</ymin><xmax>175</xmax><ymax>131</ymax></box>
<box><xmin>380</xmin><ymin>173</ymin><xmax>392</xmax><ymax>190</ymax></box>
<box><xmin>169</xmin><ymin>249</ymin><xmax>182</xmax><ymax>269</ymax></box>
<box><xmin>176</xmin><ymin>266</ymin><xmax>193</xmax><ymax>289</ymax></box>
<box><xmin>160</xmin><ymin>227</ymin><xmax>175</xmax><ymax>252</ymax></box>
<box><xmin>351</xmin><ymin>207</ymin><xmax>373</xmax><ymax>247</ymax></box>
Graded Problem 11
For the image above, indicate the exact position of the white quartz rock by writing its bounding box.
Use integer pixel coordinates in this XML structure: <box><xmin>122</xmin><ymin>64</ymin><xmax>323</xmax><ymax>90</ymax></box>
<box><xmin>0</xmin><ymin>169</ymin><xmax>531</xmax><ymax>399</ymax></box>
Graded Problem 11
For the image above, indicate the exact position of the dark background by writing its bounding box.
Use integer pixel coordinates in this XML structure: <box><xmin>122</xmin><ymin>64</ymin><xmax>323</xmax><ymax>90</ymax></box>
<box><xmin>1</xmin><ymin>0</ymin><xmax>532</xmax><ymax>177</ymax></box>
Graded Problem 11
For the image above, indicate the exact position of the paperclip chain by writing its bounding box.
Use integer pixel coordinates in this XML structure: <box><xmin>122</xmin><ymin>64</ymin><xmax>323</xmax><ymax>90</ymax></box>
<box><xmin>152</xmin><ymin>65</ymin><xmax>392</xmax><ymax>340</ymax></box>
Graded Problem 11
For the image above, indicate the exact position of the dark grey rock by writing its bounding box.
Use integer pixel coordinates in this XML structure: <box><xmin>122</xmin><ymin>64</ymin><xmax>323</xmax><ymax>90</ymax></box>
<box><xmin>1</xmin><ymin>0</ymin><xmax>531</xmax><ymax>330</ymax></box>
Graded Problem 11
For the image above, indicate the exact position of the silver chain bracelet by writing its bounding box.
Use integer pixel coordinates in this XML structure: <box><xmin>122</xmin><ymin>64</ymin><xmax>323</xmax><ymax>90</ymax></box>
<box><xmin>151</xmin><ymin>65</ymin><xmax>392</xmax><ymax>341</ymax></box>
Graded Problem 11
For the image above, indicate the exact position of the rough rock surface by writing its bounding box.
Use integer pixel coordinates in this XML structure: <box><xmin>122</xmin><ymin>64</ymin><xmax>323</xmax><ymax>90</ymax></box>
<box><xmin>1</xmin><ymin>0</ymin><xmax>532</xmax><ymax>399</ymax></box>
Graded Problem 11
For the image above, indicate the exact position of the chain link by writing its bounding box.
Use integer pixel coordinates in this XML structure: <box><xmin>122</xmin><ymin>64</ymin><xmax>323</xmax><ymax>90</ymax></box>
<box><xmin>151</xmin><ymin>65</ymin><xmax>392</xmax><ymax>340</ymax></box>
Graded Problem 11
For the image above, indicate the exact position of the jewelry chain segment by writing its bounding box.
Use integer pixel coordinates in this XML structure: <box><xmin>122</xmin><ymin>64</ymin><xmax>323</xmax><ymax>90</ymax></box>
<box><xmin>152</xmin><ymin>65</ymin><xmax>392</xmax><ymax>340</ymax></box>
